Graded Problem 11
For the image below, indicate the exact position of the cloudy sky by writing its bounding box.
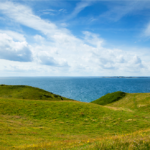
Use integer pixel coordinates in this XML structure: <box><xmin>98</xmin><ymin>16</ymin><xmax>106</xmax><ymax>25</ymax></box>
<box><xmin>0</xmin><ymin>0</ymin><xmax>150</xmax><ymax>76</ymax></box>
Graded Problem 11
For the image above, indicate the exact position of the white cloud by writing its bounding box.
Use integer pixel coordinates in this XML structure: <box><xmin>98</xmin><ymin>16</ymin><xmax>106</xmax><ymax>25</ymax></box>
<box><xmin>0</xmin><ymin>33</ymin><xmax>32</xmax><ymax>62</ymax></box>
<box><xmin>0</xmin><ymin>1</ymin><xmax>58</xmax><ymax>36</ymax></box>
<box><xmin>37</xmin><ymin>51</ymin><xmax>69</xmax><ymax>67</ymax></box>
<box><xmin>0</xmin><ymin>30</ymin><xmax>25</xmax><ymax>41</ymax></box>
<box><xmin>34</xmin><ymin>35</ymin><xmax>45</xmax><ymax>43</ymax></box>
<box><xmin>0</xmin><ymin>1</ymin><xmax>149</xmax><ymax>76</ymax></box>
<box><xmin>83</xmin><ymin>31</ymin><xmax>104</xmax><ymax>47</ymax></box>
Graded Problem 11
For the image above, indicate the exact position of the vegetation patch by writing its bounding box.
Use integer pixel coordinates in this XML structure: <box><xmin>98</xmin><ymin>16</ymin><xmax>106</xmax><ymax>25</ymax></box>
<box><xmin>91</xmin><ymin>91</ymin><xmax>126</xmax><ymax>105</ymax></box>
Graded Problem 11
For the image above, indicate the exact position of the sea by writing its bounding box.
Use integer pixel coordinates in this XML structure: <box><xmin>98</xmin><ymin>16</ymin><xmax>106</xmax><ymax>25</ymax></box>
<box><xmin>0</xmin><ymin>77</ymin><xmax>150</xmax><ymax>102</ymax></box>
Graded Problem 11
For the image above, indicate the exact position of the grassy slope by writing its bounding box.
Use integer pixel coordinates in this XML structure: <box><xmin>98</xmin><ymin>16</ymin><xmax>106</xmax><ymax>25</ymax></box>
<box><xmin>87</xmin><ymin>93</ymin><xmax>150</xmax><ymax>150</ymax></box>
<box><xmin>91</xmin><ymin>91</ymin><xmax>126</xmax><ymax>105</ymax></box>
<box><xmin>0</xmin><ymin>86</ymin><xmax>150</xmax><ymax>149</ymax></box>
<box><xmin>108</xmin><ymin>92</ymin><xmax>150</xmax><ymax>110</ymax></box>
<box><xmin>0</xmin><ymin>84</ymin><xmax>72</xmax><ymax>101</ymax></box>
<box><xmin>0</xmin><ymin>98</ymin><xmax>150</xmax><ymax>149</ymax></box>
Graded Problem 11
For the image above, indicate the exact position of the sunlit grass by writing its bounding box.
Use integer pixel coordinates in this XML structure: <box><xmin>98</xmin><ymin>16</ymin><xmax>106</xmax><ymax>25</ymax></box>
<box><xmin>0</xmin><ymin>85</ymin><xmax>150</xmax><ymax>149</ymax></box>
<box><xmin>11</xmin><ymin>129</ymin><xmax>150</xmax><ymax>150</ymax></box>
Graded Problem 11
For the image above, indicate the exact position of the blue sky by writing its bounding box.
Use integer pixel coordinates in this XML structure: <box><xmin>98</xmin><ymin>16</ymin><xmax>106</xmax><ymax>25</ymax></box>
<box><xmin>0</xmin><ymin>0</ymin><xmax>150</xmax><ymax>76</ymax></box>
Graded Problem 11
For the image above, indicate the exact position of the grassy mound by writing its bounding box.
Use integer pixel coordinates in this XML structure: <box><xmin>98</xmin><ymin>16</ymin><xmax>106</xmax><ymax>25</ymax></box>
<box><xmin>107</xmin><ymin>93</ymin><xmax>150</xmax><ymax>114</ymax></box>
<box><xmin>91</xmin><ymin>91</ymin><xmax>126</xmax><ymax>105</ymax></box>
<box><xmin>0</xmin><ymin>84</ymin><xmax>72</xmax><ymax>101</ymax></box>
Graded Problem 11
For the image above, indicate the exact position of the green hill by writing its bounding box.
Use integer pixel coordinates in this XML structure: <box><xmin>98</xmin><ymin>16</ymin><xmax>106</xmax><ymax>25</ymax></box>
<box><xmin>107</xmin><ymin>92</ymin><xmax>150</xmax><ymax>110</ymax></box>
<box><xmin>91</xmin><ymin>91</ymin><xmax>126</xmax><ymax>105</ymax></box>
<box><xmin>0</xmin><ymin>86</ymin><xmax>150</xmax><ymax>149</ymax></box>
<box><xmin>0</xmin><ymin>84</ymin><xmax>72</xmax><ymax>101</ymax></box>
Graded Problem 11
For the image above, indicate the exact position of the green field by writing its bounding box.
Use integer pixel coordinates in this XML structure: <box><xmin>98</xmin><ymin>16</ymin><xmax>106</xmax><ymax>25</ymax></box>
<box><xmin>0</xmin><ymin>85</ymin><xmax>150</xmax><ymax>149</ymax></box>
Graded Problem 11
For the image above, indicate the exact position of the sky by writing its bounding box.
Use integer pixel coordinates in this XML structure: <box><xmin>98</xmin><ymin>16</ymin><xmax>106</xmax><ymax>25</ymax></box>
<box><xmin>0</xmin><ymin>0</ymin><xmax>150</xmax><ymax>76</ymax></box>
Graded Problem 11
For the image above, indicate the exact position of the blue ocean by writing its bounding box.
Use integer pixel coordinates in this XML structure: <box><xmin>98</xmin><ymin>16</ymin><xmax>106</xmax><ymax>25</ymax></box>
<box><xmin>0</xmin><ymin>77</ymin><xmax>150</xmax><ymax>102</ymax></box>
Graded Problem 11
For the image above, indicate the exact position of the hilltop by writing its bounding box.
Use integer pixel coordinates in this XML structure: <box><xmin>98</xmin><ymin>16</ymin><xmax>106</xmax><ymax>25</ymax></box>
<box><xmin>0</xmin><ymin>85</ymin><xmax>150</xmax><ymax>149</ymax></box>
<box><xmin>91</xmin><ymin>91</ymin><xmax>126</xmax><ymax>105</ymax></box>
<box><xmin>0</xmin><ymin>84</ymin><xmax>73</xmax><ymax>101</ymax></box>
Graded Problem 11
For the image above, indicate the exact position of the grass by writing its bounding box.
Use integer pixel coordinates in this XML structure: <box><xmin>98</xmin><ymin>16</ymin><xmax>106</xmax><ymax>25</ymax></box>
<box><xmin>0</xmin><ymin>85</ymin><xmax>150</xmax><ymax>149</ymax></box>
<box><xmin>91</xmin><ymin>91</ymin><xmax>126</xmax><ymax>105</ymax></box>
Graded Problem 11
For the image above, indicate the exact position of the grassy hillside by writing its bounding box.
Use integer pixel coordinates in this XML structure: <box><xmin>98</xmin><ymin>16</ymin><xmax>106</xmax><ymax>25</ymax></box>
<box><xmin>108</xmin><ymin>92</ymin><xmax>150</xmax><ymax>110</ymax></box>
<box><xmin>91</xmin><ymin>91</ymin><xmax>126</xmax><ymax>105</ymax></box>
<box><xmin>0</xmin><ymin>86</ymin><xmax>150</xmax><ymax>149</ymax></box>
<box><xmin>0</xmin><ymin>84</ymin><xmax>72</xmax><ymax>101</ymax></box>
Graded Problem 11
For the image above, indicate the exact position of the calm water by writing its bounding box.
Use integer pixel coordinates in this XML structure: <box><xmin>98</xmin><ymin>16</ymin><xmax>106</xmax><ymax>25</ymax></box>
<box><xmin>0</xmin><ymin>77</ymin><xmax>150</xmax><ymax>102</ymax></box>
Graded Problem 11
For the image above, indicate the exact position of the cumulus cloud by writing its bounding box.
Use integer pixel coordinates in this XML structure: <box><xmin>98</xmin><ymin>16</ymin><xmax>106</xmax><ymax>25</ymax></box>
<box><xmin>83</xmin><ymin>31</ymin><xmax>104</xmax><ymax>47</ymax></box>
<box><xmin>128</xmin><ymin>55</ymin><xmax>144</xmax><ymax>69</ymax></box>
<box><xmin>0</xmin><ymin>33</ymin><xmax>32</xmax><ymax>62</ymax></box>
<box><xmin>34</xmin><ymin>35</ymin><xmax>45</xmax><ymax>43</ymax></box>
<box><xmin>0</xmin><ymin>30</ymin><xmax>25</xmax><ymax>41</ymax></box>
